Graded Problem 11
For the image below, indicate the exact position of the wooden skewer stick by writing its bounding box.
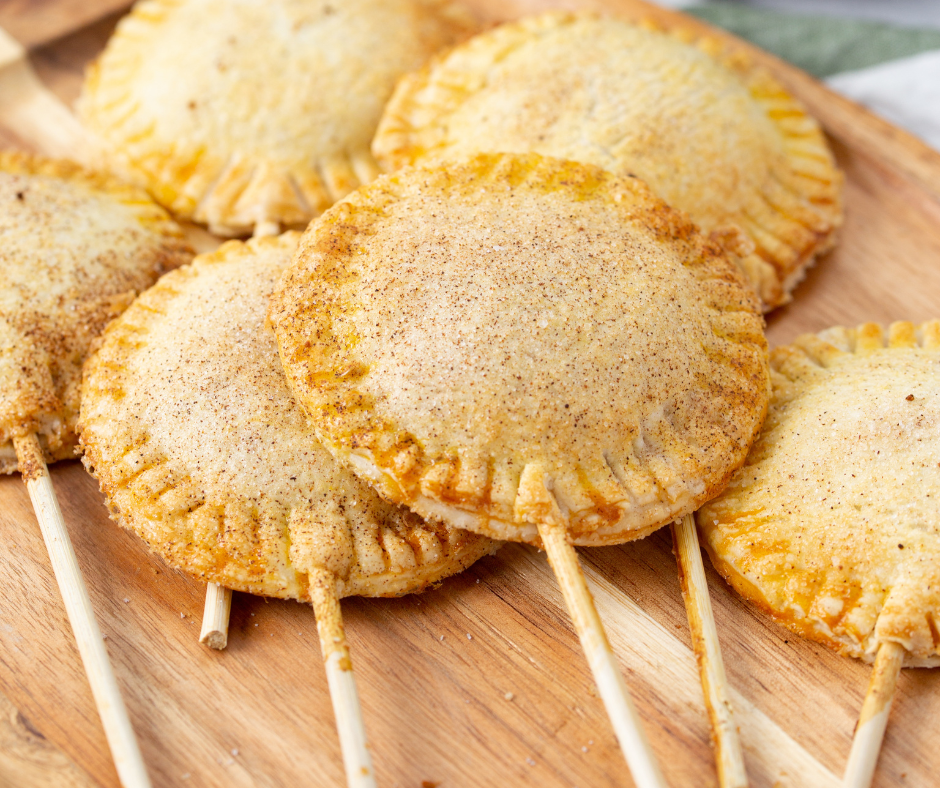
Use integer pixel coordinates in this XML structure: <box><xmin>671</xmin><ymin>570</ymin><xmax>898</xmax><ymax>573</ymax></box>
<box><xmin>254</xmin><ymin>219</ymin><xmax>281</xmax><ymax>238</ymax></box>
<box><xmin>199</xmin><ymin>583</ymin><xmax>232</xmax><ymax>650</ymax></box>
<box><xmin>2</xmin><ymin>19</ymin><xmax>229</xmax><ymax>665</ymax></box>
<box><xmin>539</xmin><ymin>519</ymin><xmax>667</xmax><ymax>788</ymax></box>
<box><xmin>0</xmin><ymin>26</ymin><xmax>91</xmax><ymax>162</ymax></box>
<box><xmin>198</xmin><ymin>217</ymin><xmax>281</xmax><ymax>650</ymax></box>
<box><xmin>672</xmin><ymin>514</ymin><xmax>748</xmax><ymax>788</ymax></box>
<box><xmin>842</xmin><ymin>640</ymin><xmax>905</xmax><ymax>788</ymax></box>
<box><xmin>13</xmin><ymin>434</ymin><xmax>151</xmax><ymax>788</ymax></box>
<box><xmin>308</xmin><ymin>567</ymin><xmax>377</xmax><ymax>788</ymax></box>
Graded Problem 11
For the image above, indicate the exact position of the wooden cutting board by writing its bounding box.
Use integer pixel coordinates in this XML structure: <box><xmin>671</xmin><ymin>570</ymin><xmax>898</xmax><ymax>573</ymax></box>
<box><xmin>2</xmin><ymin>2</ymin><xmax>939</xmax><ymax>787</ymax></box>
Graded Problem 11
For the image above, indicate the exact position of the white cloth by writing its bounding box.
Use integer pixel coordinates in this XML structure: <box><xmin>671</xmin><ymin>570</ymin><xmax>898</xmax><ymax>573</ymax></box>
<box><xmin>827</xmin><ymin>50</ymin><xmax>940</xmax><ymax>152</ymax></box>
<box><xmin>671</xmin><ymin>0</ymin><xmax>940</xmax><ymax>28</ymax></box>
<box><xmin>659</xmin><ymin>0</ymin><xmax>940</xmax><ymax>152</ymax></box>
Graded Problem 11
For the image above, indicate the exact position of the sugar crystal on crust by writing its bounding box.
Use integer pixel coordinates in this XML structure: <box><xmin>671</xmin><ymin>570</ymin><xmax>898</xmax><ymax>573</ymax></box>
<box><xmin>79</xmin><ymin>233</ymin><xmax>496</xmax><ymax>600</ymax></box>
<box><xmin>699</xmin><ymin>321</ymin><xmax>940</xmax><ymax>664</ymax></box>
<box><xmin>271</xmin><ymin>153</ymin><xmax>770</xmax><ymax>547</ymax></box>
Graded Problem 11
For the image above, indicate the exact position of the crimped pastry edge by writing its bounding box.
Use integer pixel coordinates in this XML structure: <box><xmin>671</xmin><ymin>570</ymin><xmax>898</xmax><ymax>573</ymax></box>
<box><xmin>699</xmin><ymin>320</ymin><xmax>940</xmax><ymax>664</ymax></box>
<box><xmin>78</xmin><ymin>233</ymin><xmax>497</xmax><ymax>600</ymax></box>
<box><xmin>271</xmin><ymin>153</ymin><xmax>771</xmax><ymax>547</ymax></box>
<box><xmin>372</xmin><ymin>9</ymin><xmax>844</xmax><ymax>311</ymax></box>
<box><xmin>1</xmin><ymin>149</ymin><xmax>192</xmax><ymax>471</ymax></box>
<box><xmin>77</xmin><ymin>0</ymin><xmax>477</xmax><ymax>236</ymax></box>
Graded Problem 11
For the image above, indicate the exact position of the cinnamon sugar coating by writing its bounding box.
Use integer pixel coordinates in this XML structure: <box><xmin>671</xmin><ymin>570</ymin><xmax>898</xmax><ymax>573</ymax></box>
<box><xmin>271</xmin><ymin>154</ymin><xmax>770</xmax><ymax>546</ymax></box>
<box><xmin>700</xmin><ymin>321</ymin><xmax>940</xmax><ymax>665</ymax></box>
<box><xmin>0</xmin><ymin>150</ymin><xmax>191</xmax><ymax>473</ymax></box>
<box><xmin>79</xmin><ymin>234</ymin><xmax>495</xmax><ymax>600</ymax></box>
<box><xmin>373</xmin><ymin>11</ymin><xmax>843</xmax><ymax>311</ymax></box>
<box><xmin>79</xmin><ymin>0</ymin><xmax>475</xmax><ymax>235</ymax></box>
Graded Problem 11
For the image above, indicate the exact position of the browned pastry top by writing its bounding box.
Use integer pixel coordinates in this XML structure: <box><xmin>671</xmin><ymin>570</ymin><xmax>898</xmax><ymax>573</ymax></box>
<box><xmin>0</xmin><ymin>150</ymin><xmax>190</xmax><ymax>473</ymax></box>
<box><xmin>80</xmin><ymin>233</ymin><xmax>495</xmax><ymax>600</ymax></box>
<box><xmin>271</xmin><ymin>154</ymin><xmax>770</xmax><ymax>546</ymax></box>
<box><xmin>700</xmin><ymin>321</ymin><xmax>940</xmax><ymax>664</ymax></box>
<box><xmin>373</xmin><ymin>11</ymin><xmax>843</xmax><ymax>310</ymax></box>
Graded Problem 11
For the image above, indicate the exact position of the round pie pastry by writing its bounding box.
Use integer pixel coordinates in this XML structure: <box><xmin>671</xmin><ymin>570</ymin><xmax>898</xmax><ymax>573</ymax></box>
<box><xmin>78</xmin><ymin>0</ymin><xmax>474</xmax><ymax>236</ymax></box>
<box><xmin>699</xmin><ymin>321</ymin><xmax>940</xmax><ymax>665</ymax></box>
<box><xmin>0</xmin><ymin>150</ymin><xmax>190</xmax><ymax>473</ymax></box>
<box><xmin>373</xmin><ymin>11</ymin><xmax>843</xmax><ymax>311</ymax></box>
<box><xmin>270</xmin><ymin>153</ymin><xmax>770</xmax><ymax>547</ymax></box>
<box><xmin>79</xmin><ymin>233</ymin><xmax>495</xmax><ymax>599</ymax></box>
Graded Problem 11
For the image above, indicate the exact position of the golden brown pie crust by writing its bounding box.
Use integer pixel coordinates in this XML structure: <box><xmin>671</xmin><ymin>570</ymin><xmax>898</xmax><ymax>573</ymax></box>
<box><xmin>271</xmin><ymin>153</ymin><xmax>770</xmax><ymax>547</ymax></box>
<box><xmin>79</xmin><ymin>233</ymin><xmax>495</xmax><ymax>600</ymax></box>
<box><xmin>0</xmin><ymin>150</ymin><xmax>191</xmax><ymax>473</ymax></box>
<box><xmin>699</xmin><ymin>321</ymin><xmax>940</xmax><ymax>665</ymax></box>
<box><xmin>373</xmin><ymin>11</ymin><xmax>843</xmax><ymax>311</ymax></box>
<box><xmin>79</xmin><ymin>0</ymin><xmax>475</xmax><ymax>235</ymax></box>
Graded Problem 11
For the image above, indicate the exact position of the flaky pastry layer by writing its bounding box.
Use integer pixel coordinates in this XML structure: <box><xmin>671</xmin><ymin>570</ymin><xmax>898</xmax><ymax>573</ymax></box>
<box><xmin>373</xmin><ymin>11</ymin><xmax>843</xmax><ymax>311</ymax></box>
<box><xmin>79</xmin><ymin>233</ymin><xmax>495</xmax><ymax>600</ymax></box>
<box><xmin>699</xmin><ymin>321</ymin><xmax>940</xmax><ymax>664</ymax></box>
<box><xmin>271</xmin><ymin>153</ymin><xmax>770</xmax><ymax>546</ymax></box>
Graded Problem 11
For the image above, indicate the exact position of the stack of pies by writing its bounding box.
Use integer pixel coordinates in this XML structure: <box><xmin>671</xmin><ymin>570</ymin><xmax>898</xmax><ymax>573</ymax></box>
<box><xmin>373</xmin><ymin>11</ymin><xmax>843</xmax><ymax>311</ymax></box>
<box><xmin>269</xmin><ymin>153</ymin><xmax>770</xmax><ymax>549</ymax></box>
<box><xmin>80</xmin><ymin>233</ymin><xmax>496</xmax><ymax>602</ymax></box>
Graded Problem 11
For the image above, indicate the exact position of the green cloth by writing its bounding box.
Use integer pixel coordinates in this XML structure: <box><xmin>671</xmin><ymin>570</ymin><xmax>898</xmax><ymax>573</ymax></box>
<box><xmin>686</xmin><ymin>2</ymin><xmax>940</xmax><ymax>77</ymax></box>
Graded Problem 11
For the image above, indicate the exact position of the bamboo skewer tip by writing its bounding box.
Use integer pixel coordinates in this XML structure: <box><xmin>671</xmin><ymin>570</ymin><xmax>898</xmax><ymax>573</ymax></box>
<box><xmin>842</xmin><ymin>640</ymin><xmax>905</xmax><ymax>788</ymax></box>
<box><xmin>672</xmin><ymin>514</ymin><xmax>748</xmax><ymax>788</ymax></box>
<box><xmin>0</xmin><ymin>26</ymin><xmax>25</xmax><ymax>70</ymax></box>
<box><xmin>14</xmin><ymin>433</ymin><xmax>152</xmax><ymax>788</ymax></box>
<box><xmin>537</xmin><ymin>519</ymin><xmax>667</xmax><ymax>788</ymax></box>
<box><xmin>199</xmin><ymin>583</ymin><xmax>232</xmax><ymax>650</ymax></box>
<box><xmin>253</xmin><ymin>219</ymin><xmax>281</xmax><ymax>238</ymax></box>
<box><xmin>0</xmin><ymin>25</ymin><xmax>93</xmax><ymax>164</ymax></box>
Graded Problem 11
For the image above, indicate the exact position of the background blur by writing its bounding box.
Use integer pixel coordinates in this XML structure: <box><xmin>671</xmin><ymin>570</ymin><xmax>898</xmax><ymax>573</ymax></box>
<box><xmin>660</xmin><ymin>0</ymin><xmax>940</xmax><ymax>150</ymax></box>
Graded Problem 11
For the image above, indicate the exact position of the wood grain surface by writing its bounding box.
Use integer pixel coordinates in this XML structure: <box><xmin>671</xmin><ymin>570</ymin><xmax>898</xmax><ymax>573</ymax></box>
<box><xmin>1</xmin><ymin>2</ymin><xmax>939</xmax><ymax>787</ymax></box>
<box><xmin>0</xmin><ymin>0</ymin><xmax>129</xmax><ymax>50</ymax></box>
<box><xmin>0</xmin><ymin>691</ymin><xmax>96</xmax><ymax>788</ymax></box>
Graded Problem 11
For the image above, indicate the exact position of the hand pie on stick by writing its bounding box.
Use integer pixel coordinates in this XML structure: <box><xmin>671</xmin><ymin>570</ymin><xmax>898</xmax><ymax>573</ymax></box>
<box><xmin>371</xmin><ymin>14</ymin><xmax>841</xmax><ymax>776</ymax></box>
<box><xmin>374</xmin><ymin>11</ymin><xmax>842</xmax><ymax>313</ymax></box>
<box><xmin>78</xmin><ymin>0</ymin><xmax>475</xmax><ymax>237</ymax></box>
<box><xmin>79</xmin><ymin>233</ymin><xmax>496</xmax><ymax>788</ymax></box>
<box><xmin>270</xmin><ymin>154</ymin><xmax>770</xmax><ymax>788</ymax></box>
<box><xmin>80</xmin><ymin>0</ymin><xmax>476</xmax><ymax>638</ymax></box>
<box><xmin>1</xmin><ymin>150</ymin><xmax>191</xmax><ymax>788</ymax></box>
<box><xmin>698</xmin><ymin>321</ymin><xmax>940</xmax><ymax>788</ymax></box>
